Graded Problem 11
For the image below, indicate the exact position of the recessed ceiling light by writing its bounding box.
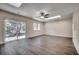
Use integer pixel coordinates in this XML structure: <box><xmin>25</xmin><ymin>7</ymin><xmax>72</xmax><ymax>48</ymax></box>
<box><xmin>9</xmin><ymin>3</ymin><xmax>23</xmax><ymax>8</ymax></box>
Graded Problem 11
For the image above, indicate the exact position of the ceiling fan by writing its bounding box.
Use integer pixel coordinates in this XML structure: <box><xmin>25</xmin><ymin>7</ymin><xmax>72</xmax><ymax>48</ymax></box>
<box><xmin>40</xmin><ymin>12</ymin><xmax>50</xmax><ymax>19</ymax></box>
<box><xmin>36</xmin><ymin>11</ymin><xmax>61</xmax><ymax>21</ymax></box>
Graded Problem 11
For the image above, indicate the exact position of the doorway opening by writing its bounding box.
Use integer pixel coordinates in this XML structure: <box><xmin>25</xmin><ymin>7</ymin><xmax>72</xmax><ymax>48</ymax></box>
<box><xmin>4</xmin><ymin>19</ymin><xmax>26</xmax><ymax>42</ymax></box>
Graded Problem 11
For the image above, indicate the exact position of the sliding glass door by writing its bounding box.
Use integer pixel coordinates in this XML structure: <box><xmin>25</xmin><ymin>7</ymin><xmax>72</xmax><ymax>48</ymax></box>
<box><xmin>4</xmin><ymin>19</ymin><xmax>26</xmax><ymax>42</ymax></box>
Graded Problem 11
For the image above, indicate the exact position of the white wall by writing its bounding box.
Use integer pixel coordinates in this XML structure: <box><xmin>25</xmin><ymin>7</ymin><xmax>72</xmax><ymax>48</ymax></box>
<box><xmin>72</xmin><ymin>9</ymin><xmax>79</xmax><ymax>54</ymax></box>
<box><xmin>45</xmin><ymin>19</ymin><xmax>72</xmax><ymax>38</ymax></box>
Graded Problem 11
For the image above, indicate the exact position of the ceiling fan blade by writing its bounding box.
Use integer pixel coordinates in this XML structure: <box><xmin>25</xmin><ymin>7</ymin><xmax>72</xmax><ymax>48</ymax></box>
<box><xmin>44</xmin><ymin>14</ymin><xmax>50</xmax><ymax>18</ymax></box>
<box><xmin>40</xmin><ymin>12</ymin><xmax>44</xmax><ymax>16</ymax></box>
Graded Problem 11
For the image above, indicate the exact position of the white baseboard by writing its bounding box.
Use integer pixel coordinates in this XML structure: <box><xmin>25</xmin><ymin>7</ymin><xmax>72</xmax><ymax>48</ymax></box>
<box><xmin>46</xmin><ymin>34</ymin><xmax>72</xmax><ymax>38</ymax></box>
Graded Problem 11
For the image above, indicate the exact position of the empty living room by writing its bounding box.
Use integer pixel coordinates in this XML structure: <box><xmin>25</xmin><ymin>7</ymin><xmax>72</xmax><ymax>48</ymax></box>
<box><xmin>0</xmin><ymin>3</ymin><xmax>79</xmax><ymax>55</ymax></box>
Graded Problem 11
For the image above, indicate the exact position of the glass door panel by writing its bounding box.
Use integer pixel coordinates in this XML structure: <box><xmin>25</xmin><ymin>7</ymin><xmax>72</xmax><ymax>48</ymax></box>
<box><xmin>5</xmin><ymin>19</ymin><xmax>26</xmax><ymax>42</ymax></box>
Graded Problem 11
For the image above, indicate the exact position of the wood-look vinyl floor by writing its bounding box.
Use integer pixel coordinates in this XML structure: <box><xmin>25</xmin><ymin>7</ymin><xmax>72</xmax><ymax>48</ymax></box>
<box><xmin>0</xmin><ymin>35</ymin><xmax>78</xmax><ymax>55</ymax></box>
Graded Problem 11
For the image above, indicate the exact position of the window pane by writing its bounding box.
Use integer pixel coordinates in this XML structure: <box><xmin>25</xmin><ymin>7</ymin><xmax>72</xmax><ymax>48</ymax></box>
<box><xmin>38</xmin><ymin>24</ymin><xmax>40</xmax><ymax>30</ymax></box>
<box><xmin>33</xmin><ymin>23</ymin><xmax>37</xmax><ymax>30</ymax></box>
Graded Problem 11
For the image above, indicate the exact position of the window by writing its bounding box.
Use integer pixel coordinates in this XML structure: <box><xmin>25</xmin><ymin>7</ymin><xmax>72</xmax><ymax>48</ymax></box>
<box><xmin>33</xmin><ymin>23</ymin><xmax>40</xmax><ymax>30</ymax></box>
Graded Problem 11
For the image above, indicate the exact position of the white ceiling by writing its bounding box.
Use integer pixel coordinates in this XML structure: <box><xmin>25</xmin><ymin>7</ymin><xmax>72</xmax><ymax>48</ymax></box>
<box><xmin>0</xmin><ymin>3</ymin><xmax>79</xmax><ymax>22</ymax></box>
<box><xmin>9</xmin><ymin>3</ymin><xmax>23</xmax><ymax>7</ymax></box>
